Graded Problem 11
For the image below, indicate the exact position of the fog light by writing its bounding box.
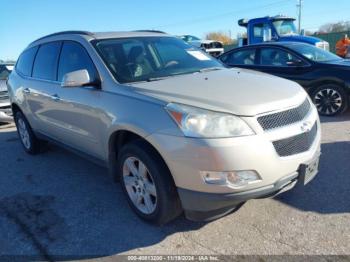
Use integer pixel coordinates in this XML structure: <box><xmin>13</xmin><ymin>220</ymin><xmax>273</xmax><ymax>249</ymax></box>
<box><xmin>201</xmin><ymin>170</ymin><xmax>261</xmax><ymax>188</ymax></box>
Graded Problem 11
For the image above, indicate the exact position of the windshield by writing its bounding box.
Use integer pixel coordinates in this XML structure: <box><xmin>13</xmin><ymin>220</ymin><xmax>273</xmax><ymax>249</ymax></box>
<box><xmin>273</xmin><ymin>20</ymin><xmax>297</xmax><ymax>36</ymax></box>
<box><xmin>288</xmin><ymin>44</ymin><xmax>342</xmax><ymax>62</ymax></box>
<box><xmin>0</xmin><ymin>65</ymin><xmax>13</xmax><ymax>80</ymax></box>
<box><xmin>94</xmin><ymin>37</ymin><xmax>224</xmax><ymax>84</ymax></box>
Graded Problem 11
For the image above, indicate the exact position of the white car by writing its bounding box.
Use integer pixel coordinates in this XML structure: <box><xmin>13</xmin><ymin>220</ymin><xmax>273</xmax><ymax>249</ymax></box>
<box><xmin>180</xmin><ymin>35</ymin><xmax>224</xmax><ymax>57</ymax></box>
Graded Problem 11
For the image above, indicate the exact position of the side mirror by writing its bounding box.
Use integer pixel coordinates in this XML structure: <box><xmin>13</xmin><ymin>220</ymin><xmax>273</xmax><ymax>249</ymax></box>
<box><xmin>61</xmin><ymin>69</ymin><xmax>99</xmax><ymax>88</ymax></box>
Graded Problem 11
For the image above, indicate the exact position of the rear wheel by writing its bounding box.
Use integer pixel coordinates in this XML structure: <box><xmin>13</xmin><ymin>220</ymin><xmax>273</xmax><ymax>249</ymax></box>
<box><xmin>311</xmin><ymin>84</ymin><xmax>348</xmax><ymax>116</ymax></box>
<box><xmin>14</xmin><ymin>111</ymin><xmax>42</xmax><ymax>154</ymax></box>
<box><xmin>118</xmin><ymin>140</ymin><xmax>182</xmax><ymax>225</ymax></box>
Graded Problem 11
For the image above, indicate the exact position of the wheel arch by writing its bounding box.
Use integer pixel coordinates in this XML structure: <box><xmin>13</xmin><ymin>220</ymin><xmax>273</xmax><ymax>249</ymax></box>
<box><xmin>107</xmin><ymin>128</ymin><xmax>175</xmax><ymax>185</ymax></box>
<box><xmin>307</xmin><ymin>78</ymin><xmax>348</xmax><ymax>96</ymax></box>
<box><xmin>11</xmin><ymin>103</ymin><xmax>22</xmax><ymax>115</ymax></box>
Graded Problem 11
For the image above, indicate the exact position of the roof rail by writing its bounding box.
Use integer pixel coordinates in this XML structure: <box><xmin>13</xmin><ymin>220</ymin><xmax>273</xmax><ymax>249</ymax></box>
<box><xmin>134</xmin><ymin>30</ymin><xmax>167</xmax><ymax>34</ymax></box>
<box><xmin>31</xmin><ymin>30</ymin><xmax>94</xmax><ymax>44</ymax></box>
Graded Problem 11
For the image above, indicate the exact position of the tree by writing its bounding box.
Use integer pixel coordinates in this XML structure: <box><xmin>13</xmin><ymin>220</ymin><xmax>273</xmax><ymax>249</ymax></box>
<box><xmin>318</xmin><ymin>21</ymin><xmax>350</xmax><ymax>33</ymax></box>
<box><xmin>205</xmin><ymin>31</ymin><xmax>234</xmax><ymax>45</ymax></box>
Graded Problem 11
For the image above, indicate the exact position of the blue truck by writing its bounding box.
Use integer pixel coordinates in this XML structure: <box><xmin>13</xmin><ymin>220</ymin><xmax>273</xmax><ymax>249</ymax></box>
<box><xmin>238</xmin><ymin>15</ymin><xmax>329</xmax><ymax>51</ymax></box>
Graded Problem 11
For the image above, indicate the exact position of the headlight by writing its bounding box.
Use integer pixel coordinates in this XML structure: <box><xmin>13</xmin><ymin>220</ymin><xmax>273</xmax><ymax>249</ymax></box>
<box><xmin>166</xmin><ymin>103</ymin><xmax>254</xmax><ymax>138</ymax></box>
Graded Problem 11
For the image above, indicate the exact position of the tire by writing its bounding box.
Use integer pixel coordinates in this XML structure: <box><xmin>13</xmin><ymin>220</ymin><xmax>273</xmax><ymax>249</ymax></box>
<box><xmin>311</xmin><ymin>84</ymin><xmax>348</xmax><ymax>116</ymax></box>
<box><xmin>14</xmin><ymin>111</ymin><xmax>42</xmax><ymax>154</ymax></box>
<box><xmin>117</xmin><ymin>140</ymin><xmax>182</xmax><ymax>225</ymax></box>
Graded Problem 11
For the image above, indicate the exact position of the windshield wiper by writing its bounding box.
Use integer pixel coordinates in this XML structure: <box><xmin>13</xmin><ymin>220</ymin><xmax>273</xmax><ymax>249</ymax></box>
<box><xmin>146</xmin><ymin>76</ymin><xmax>172</xmax><ymax>82</ymax></box>
<box><xmin>197</xmin><ymin>67</ymin><xmax>223</xmax><ymax>73</ymax></box>
<box><xmin>145</xmin><ymin>68</ymin><xmax>223</xmax><ymax>82</ymax></box>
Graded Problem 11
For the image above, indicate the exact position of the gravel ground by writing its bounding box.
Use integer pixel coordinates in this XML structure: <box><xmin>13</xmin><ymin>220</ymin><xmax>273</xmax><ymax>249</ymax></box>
<box><xmin>0</xmin><ymin>111</ymin><xmax>349</xmax><ymax>261</ymax></box>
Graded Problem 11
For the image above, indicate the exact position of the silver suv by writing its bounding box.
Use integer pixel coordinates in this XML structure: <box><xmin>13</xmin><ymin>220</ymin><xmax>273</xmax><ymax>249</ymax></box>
<box><xmin>8</xmin><ymin>31</ymin><xmax>321</xmax><ymax>224</ymax></box>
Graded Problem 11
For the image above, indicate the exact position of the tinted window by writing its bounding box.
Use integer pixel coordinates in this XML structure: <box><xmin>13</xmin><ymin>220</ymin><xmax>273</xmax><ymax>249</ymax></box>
<box><xmin>221</xmin><ymin>49</ymin><xmax>256</xmax><ymax>65</ymax></box>
<box><xmin>16</xmin><ymin>46</ymin><xmax>38</xmax><ymax>76</ymax></box>
<box><xmin>260</xmin><ymin>48</ymin><xmax>300</xmax><ymax>66</ymax></box>
<box><xmin>58</xmin><ymin>41</ymin><xmax>97</xmax><ymax>82</ymax></box>
<box><xmin>288</xmin><ymin>44</ymin><xmax>341</xmax><ymax>62</ymax></box>
<box><xmin>33</xmin><ymin>42</ymin><xmax>61</xmax><ymax>81</ymax></box>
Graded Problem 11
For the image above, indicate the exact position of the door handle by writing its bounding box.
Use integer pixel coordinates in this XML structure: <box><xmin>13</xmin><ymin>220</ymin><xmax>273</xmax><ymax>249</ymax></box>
<box><xmin>23</xmin><ymin>88</ymin><xmax>30</xmax><ymax>94</ymax></box>
<box><xmin>50</xmin><ymin>94</ymin><xmax>61</xmax><ymax>101</ymax></box>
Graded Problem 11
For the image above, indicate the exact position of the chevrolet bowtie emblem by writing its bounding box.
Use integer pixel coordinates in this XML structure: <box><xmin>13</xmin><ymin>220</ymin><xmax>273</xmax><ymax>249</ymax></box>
<box><xmin>301</xmin><ymin>121</ymin><xmax>312</xmax><ymax>133</ymax></box>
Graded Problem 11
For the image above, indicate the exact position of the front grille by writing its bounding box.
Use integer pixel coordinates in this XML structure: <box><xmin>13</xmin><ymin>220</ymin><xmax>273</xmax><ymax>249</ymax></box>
<box><xmin>273</xmin><ymin>122</ymin><xmax>317</xmax><ymax>157</ymax></box>
<box><xmin>0</xmin><ymin>91</ymin><xmax>9</xmax><ymax>101</ymax></box>
<box><xmin>258</xmin><ymin>99</ymin><xmax>311</xmax><ymax>131</ymax></box>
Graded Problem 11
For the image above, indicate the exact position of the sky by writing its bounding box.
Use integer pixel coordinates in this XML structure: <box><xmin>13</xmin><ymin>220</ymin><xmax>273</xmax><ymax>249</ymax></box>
<box><xmin>1</xmin><ymin>0</ymin><xmax>349</xmax><ymax>60</ymax></box>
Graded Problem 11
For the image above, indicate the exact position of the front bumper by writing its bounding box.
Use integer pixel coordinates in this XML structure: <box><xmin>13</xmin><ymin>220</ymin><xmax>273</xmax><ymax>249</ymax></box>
<box><xmin>147</xmin><ymin>101</ymin><xmax>321</xmax><ymax>220</ymax></box>
<box><xmin>177</xmin><ymin>158</ymin><xmax>319</xmax><ymax>221</ymax></box>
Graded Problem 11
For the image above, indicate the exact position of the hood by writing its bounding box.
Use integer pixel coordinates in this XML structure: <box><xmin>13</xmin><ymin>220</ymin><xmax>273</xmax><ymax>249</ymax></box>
<box><xmin>128</xmin><ymin>68</ymin><xmax>306</xmax><ymax>116</ymax></box>
<box><xmin>279</xmin><ymin>35</ymin><xmax>323</xmax><ymax>45</ymax></box>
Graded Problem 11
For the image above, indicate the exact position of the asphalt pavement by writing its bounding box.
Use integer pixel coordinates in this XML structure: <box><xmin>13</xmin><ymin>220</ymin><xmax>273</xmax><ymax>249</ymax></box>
<box><xmin>0</xmin><ymin>111</ymin><xmax>349</xmax><ymax>261</ymax></box>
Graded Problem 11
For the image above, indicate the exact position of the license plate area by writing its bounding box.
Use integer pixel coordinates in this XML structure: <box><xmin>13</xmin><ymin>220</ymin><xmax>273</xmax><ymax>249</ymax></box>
<box><xmin>299</xmin><ymin>156</ymin><xmax>320</xmax><ymax>185</ymax></box>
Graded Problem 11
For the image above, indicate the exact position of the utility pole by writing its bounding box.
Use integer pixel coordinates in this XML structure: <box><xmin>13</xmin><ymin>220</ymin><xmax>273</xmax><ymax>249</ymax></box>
<box><xmin>297</xmin><ymin>0</ymin><xmax>303</xmax><ymax>34</ymax></box>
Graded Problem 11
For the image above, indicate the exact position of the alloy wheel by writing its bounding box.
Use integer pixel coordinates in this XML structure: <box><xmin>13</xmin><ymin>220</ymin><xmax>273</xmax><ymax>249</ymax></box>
<box><xmin>122</xmin><ymin>156</ymin><xmax>157</xmax><ymax>215</ymax></box>
<box><xmin>314</xmin><ymin>88</ymin><xmax>342</xmax><ymax>115</ymax></box>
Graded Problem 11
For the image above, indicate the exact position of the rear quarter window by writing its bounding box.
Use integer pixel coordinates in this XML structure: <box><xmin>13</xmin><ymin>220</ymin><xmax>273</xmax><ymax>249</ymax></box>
<box><xmin>16</xmin><ymin>46</ymin><xmax>39</xmax><ymax>76</ymax></box>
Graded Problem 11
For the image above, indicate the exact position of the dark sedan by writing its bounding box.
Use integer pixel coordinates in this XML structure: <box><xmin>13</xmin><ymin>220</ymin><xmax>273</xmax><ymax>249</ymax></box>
<box><xmin>218</xmin><ymin>42</ymin><xmax>350</xmax><ymax>116</ymax></box>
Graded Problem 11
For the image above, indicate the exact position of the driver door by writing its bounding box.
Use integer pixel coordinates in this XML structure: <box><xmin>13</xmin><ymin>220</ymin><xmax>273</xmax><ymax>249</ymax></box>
<box><xmin>255</xmin><ymin>47</ymin><xmax>313</xmax><ymax>87</ymax></box>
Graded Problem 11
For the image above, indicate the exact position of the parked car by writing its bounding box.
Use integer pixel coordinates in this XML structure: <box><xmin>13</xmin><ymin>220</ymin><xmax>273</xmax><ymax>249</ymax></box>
<box><xmin>238</xmin><ymin>15</ymin><xmax>329</xmax><ymax>51</ymax></box>
<box><xmin>8</xmin><ymin>31</ymin><xmax>321</xmax><ymax>224</ymax></box>
<box><xmin>179</xmin><ymin>35</ymin><xmax>224</xmax><ymax>57</ymax></box>
<box><xmin>0</xmin><ymin>63</ymin><xmax>14</xmax><ymax>122</ymax></box>
<box><xmin>219</xmin><ymin>42</ymin><xmax>350</xmax><ymax>116</ymax></box>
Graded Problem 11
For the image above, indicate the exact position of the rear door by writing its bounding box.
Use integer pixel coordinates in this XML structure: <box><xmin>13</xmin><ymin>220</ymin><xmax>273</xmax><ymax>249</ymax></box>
<box><xmin>30</xmin><ymin>41</ymin><xmax>63</xmax><ymax>134</ymax></box>
<box><xmin>219</xmin><ymin>48</ymin><xmax>258</xmax><ymax>69</ymax></box>
<box><xmin>47</xmin><ymin>41</ymin><xmax>104</xmax><ymax>159</ymax></box>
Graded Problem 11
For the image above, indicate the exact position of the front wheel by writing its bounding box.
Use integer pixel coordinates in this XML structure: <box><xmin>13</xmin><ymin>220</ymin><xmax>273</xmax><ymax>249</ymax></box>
<box><xmin>311</xmin><ymin>85</ymin><xmax>348</xmax><ymax>116</ymax></box>
<box><xmin>117</xmin><ymin>140</ymin><xmax>182</xmax><ymax>225</ymax></box>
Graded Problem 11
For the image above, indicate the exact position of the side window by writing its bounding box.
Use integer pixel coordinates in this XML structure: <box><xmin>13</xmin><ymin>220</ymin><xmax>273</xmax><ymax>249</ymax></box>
<box><xmin>33</xmin><ymin>42</ymin><xmax>61</xmax><ymax>81</ymax></box>
<box><xmin>58</xmin><ymin>41</ymin><xmax>97</xmax><ymax>82</ymax></box>
<box><xmin>16</xmin><ymin>46</ymin><xmax>38</xmax><ymax>76</ymax></box>
<box><xmin>260</xmin><ymin>48</ymin><xmax>300</xmax><ymax>66</ymax></box>
<box><xmin>253</xmin><ymin>24</ymin><xmax>264</xmax><ymax>37</ymax></box>
<box><xmin>224</xmin><ymin>49</ymin><xmax>256</xmax><ymax>65</ymax></box>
